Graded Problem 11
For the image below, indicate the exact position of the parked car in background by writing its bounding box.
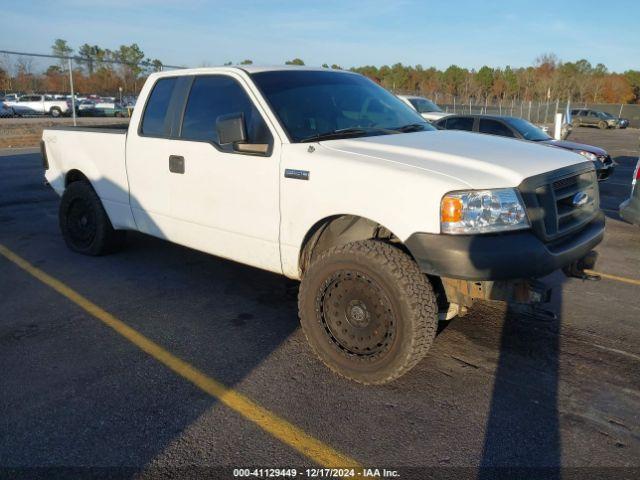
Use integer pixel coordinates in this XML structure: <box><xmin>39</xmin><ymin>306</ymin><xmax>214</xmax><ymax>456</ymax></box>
<box><xmin>80</xmin><ymin>101</ymin><xmax>129</xmax><ymax>117</ymax></box>
<box><xmin>0</xmin><ymin>102</ymin><xmax>15</xmax><ymax>118</ymax></box>
<box><xmin>76</xmin><ymin>100</ymin><xmax>97</xmax><ymax>113</ymax></box>
<box><xmin>397</xmin><ymin>95</ymin><xmax>450</xmax><ymax>122</ymax></box>
<box><xmin>6</xmin><ymin>94</ymin><xmax>70</xmax><ymax>117</ymax></box>
<box><xmin>122</xmin><ymin>95</ymin><xmax>137</xmax><ymax>107</ymax></box>
<box><xmin>571</xmin><ymin>109</ymin><xmax>624</xmax><ymax>129</ymax></box>
<box><xmin>620</xmin><ymin>157</ymin><xmax>640</xmax><ymax>226</ymax></box>
<box><xmin>434</xmin><ymin>114</ymin><xmax>615</xmax><ymax>181</ymax></box>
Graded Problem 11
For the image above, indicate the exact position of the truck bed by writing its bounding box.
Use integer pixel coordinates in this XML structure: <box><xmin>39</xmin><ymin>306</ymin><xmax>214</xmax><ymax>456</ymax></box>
<box><xmin>42</xmin><ymin>124</ymin><xmax>136</xmax><ymax>230</ymax></box>
<box><xmin>45</xmin><ymin>123</ymin><xmax>129</xmax><ymax>134</ymax></box>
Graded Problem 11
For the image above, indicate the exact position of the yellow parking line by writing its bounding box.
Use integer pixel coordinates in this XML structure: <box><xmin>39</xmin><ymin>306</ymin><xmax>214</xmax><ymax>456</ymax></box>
<box><xmin>0</xmin><ymin>243</ymin><xmax>360</xmax><ymax>469</ymax></box>
<box><xmin>586</xmin><ymin>269</ymin><xmax>640</xmax><ymax>287</ymax></box>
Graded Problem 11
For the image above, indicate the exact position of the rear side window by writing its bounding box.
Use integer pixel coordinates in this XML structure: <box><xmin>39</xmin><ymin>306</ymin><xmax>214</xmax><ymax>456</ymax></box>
<box><xmin>445</xmin><ymin>117</ymin><xmax>474</xmax><ymax>131</ymax></box>
<box><xmin>479</xmin><ymin>119</ymin><xmax>515</xmax><ymax>137</ymax></box>
<box><xmin>180</xmin><ymin>75</ymin><xmax>272</xmax><ymax>146</ymax></box>
<box><xmin>140</xmin><ymin>77</ymin><xmax>177</xmax><ymax>136</ymax></box>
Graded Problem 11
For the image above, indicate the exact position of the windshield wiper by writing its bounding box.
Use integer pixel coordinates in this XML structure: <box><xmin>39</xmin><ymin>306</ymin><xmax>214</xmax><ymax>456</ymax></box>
<box><xmin>394</xmin><ymin>123</ymin><xmax>429</xmax><ymax>132</ymax></box>
<box><xmin>300</xmin><ymin>127</ymin><xmax>396</xmax><ymax>143</ymax></box>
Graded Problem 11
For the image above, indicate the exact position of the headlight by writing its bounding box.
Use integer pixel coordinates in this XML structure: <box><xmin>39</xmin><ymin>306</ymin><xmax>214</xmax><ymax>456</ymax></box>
<box><xmin>578</xmin><ymin>150</ymin><xmax>598</xmax><ymax>162</ymax></box>
<box><xmin>441</xmin><ymin>188</ymin><xmax>530</xmax><ymax>234</ymax></box>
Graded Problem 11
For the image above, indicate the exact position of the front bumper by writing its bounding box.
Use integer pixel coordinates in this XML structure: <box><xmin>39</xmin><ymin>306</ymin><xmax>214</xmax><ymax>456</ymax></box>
<box><xmin>405</xmin><ymin>212</ymin><xmax>605</xmax><ymax>281</ymax></box>
<box><xmin>596</xmin><ymin>156</ymin><xmax>616</xmax><ymax>181</ymax></box>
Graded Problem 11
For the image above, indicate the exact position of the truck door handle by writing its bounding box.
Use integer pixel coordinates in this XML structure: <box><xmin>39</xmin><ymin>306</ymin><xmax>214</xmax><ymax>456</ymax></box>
<box><xmin>169</xmin><ymin>155</ymin><xmax>185</xmax><ymax>174</ymax></box>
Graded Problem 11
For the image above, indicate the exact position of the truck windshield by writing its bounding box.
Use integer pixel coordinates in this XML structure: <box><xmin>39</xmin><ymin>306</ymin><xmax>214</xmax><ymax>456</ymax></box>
<box><xmin>409</xmin><ymin>98</ymin><xmax>442</xmax><ymax>113</ymax></box>
<box><xmin>251</xmin><ymin>70</ymin><xmax>434</xmax><ymax>142</ymax></box>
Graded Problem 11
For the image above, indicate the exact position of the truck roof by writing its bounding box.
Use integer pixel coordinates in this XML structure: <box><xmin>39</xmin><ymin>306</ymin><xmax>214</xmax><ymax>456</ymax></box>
<box><xmin>151</xmin><ymin>65</ymin><xmax>357</xmax><ymax>78</ymax></box>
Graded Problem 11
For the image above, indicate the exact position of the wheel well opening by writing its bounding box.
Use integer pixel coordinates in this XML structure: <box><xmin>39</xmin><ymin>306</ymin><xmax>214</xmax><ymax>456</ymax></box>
<box><xmin>299</xmin><ymin>215</ymin><xmax>409</xmax><ymax>276</ymax></box>
<box><xmin>65</xmin><ymin>169</ymin><xmax>89</xmax><ymax>187</ymax></box>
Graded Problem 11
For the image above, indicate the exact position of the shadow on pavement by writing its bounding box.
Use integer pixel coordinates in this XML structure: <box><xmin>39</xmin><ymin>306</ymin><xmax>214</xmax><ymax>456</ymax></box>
<box><xmin>478</xmin><ymin>278</ymin><xmax>564</xmax><ymax>480</ymax></box>
<box><xmin>0</xmin><ymin>151</ymin><xmax>301</xmax><ymax>475</ymax></box>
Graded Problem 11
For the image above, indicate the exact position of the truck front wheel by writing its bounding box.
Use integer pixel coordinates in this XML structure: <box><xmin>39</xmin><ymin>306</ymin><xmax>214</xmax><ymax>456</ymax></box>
<box><xmin>298</xmin><ymin>240</ymin><xmax>438</xmax><ymax>384</ymax></box>
<box><xmin>59</xmin><ymin>181</ymin><xmax>125</xmax><ymax>255</ymax></box>
<box><xmin>50</xmin><ymin>107</ymin><xmax>62</xmax><ymax>118</ymax></box>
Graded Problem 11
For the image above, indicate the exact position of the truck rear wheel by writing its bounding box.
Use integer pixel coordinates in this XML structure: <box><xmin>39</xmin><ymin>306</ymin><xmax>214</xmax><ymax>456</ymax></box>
<box><xmin>298</xmin><ymin>240</ymin><xmax>437</xmax><ymax>384</ymax></box>
<box><xmin>59</xmin><ymin>181</ymin><xmax>125</xmax><ymax>255</ymax></box>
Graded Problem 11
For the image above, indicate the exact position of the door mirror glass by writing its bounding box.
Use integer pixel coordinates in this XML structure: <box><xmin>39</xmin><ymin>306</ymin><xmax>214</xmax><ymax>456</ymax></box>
<box><xmin>216</xmin><ymin>113</ymin><xmax>246</xmax><ymax>145</ymax></box>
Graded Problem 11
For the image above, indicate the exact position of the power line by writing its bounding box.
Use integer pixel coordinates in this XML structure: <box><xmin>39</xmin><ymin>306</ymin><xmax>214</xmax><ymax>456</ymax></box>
<box><xmin>0</xmin><ymin>49</ymin><xmax>184</xmax><ymax>70</ymax></box>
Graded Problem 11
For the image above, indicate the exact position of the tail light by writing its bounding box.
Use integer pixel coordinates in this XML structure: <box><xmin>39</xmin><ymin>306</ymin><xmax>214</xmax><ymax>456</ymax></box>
<box><xmin>633</xmin><ymin>158</ymin><xmax>640</xmax><ymax>185</ymax></box>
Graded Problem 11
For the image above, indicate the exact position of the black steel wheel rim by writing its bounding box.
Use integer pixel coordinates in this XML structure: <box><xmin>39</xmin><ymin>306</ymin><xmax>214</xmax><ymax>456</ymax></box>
<box><xmin>67</xmin><ymin>198</ymin><xmax>97</xmax><ymax>248</ymax></box>
<box><xmin>316</xmin><ymin>270</ymin><xmax>396</xmax><ymax>359</ymax></box>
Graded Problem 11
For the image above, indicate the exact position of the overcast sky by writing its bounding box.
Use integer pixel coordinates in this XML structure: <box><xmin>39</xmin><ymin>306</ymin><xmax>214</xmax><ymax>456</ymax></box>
<box><xmin>3</xmin><ymin>0</ymin><xmax>639</xmax><ymax>71</ymax></box>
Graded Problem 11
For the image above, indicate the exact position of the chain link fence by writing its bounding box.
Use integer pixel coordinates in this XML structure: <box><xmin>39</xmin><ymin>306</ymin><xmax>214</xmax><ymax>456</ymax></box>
<box><xmin>0</xmin><ymin>50</ymin><xmax>183</xmax><ymax>124</ymax></box>
<box><xmin>0</xmin><ymin>50</ymin><xmax>185</xmax><ymax>147</ymax></box>
<box><xmin>395</xmin><ymin>90</ymin><xmax>640</xmax><ymax>128</ymax></box>
<box><xmin>1</xmin><ymin>50</ymin><xmax>638</xmax><ymax>147</ymax></box>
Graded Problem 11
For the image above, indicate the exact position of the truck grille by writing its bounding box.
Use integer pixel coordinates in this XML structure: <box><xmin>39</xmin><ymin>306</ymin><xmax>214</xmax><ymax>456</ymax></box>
<box><xmin>519</xmin><ymin>164</ymin><xmax>599</xmax><ymax>243</ymax></box>
<box><xmin>551</xmin><ymin>171</ymin><xmax>598</xmax><ymax>235</ymax></box>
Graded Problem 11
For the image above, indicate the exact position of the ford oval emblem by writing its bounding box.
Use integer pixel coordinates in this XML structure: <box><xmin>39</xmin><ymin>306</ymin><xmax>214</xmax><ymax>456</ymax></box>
<box><xmin>572</xmin><ymin>191</ymin><xmax>589</xmax><ymax>207</ymax></box>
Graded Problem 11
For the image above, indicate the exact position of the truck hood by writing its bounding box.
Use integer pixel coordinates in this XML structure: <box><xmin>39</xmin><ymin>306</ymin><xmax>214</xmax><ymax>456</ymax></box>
<box><xmin>321</xmin><ymin>130</ymin><xmax>588</xmax><ymax>189</ymax></box>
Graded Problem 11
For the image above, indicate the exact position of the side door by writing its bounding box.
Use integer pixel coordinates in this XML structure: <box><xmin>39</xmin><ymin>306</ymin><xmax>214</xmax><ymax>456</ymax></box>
<box><xmin>33</xmin><ymin>95</ymin><xmax>45</xmax><ymax>114</ymax></box>
<box><xmin>126</xmin><ymin>75</ymin><xmax>186</xmax><ymax>237</ymax></box>
<box><xmin>478</xmin><ymin>118</ymin><xmax>516</xmax><ymax>138</ymax></box>
<box><xmin>443</xmin><ymin>116</ymin><xmax>475</xmax><ymax>132</ymax></box>
<box><xmin>17</xmin><ymin>95</ymin><xmax>37</xmax><ymax>114</ymax></box>
<box><xmin>586</xmin><ymin>110</ymin><xmax>599</xmax><ymax>126</ymax></box>
<box><xmin>163</xmin><ymin>73</ymin><xmax>282</xmax><ymax>273</ymax></box>
<box><xmin>578</xmin><ymin>110</ymin><xmax>588</xmax><ymax>123</ymax></box>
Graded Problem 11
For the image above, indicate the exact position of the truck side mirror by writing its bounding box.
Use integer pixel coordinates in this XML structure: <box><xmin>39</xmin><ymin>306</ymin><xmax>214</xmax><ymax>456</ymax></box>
<box><xmin>215</xmin><ymin>112</ymin><xmax>271</xmax><ymax>155</ymax></box>
<box><xmin>216</xmin><ymin>113</ymin><xmax>247</xmax><ymax>145</ymax></box>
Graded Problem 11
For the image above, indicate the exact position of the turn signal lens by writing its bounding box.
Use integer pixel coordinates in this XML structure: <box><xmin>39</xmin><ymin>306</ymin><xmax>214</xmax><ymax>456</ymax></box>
<box><xmin>441</xmin><ymin>196</ymin><xmax>463</xmax><ymax>223</ymax></box>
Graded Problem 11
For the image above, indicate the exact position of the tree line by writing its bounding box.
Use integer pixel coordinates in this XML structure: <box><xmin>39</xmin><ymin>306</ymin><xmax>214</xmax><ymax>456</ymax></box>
<box><xmin>351</xmin><ymin>54</ymin><xmax>640</xmax><ymax>105</ymax></box>
<box><xmin>0</xmin><ymin>39</ymin><xmax>164</xmax><ymax>96</ymax></box>
<box><xmin>1</xmin><ymin>41</ymin><xmax>639</xmax><ymax>105</ymax></box>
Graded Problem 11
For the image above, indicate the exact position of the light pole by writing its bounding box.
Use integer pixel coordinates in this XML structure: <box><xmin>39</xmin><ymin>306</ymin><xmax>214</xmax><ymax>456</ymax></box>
<box><xmin>68</xmin><ymin>57</ymin><xmax>76</xmax><ymax>126</ymax></box>
<box><xmin>119</xmin><ymin>86</ymin><xmax>123</xmax><ymax>104</ymax></box>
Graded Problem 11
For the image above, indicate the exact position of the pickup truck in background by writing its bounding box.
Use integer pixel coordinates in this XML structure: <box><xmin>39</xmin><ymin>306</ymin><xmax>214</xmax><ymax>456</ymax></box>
<box><xmin>7</xmin><ymin>94</ymin><xmax>70</xmax><ymax>117</ymax></box>
<box><xmin>41</xmin><ymin>66</ymin><xmax>604</xmax><ymax>384</ymax></box>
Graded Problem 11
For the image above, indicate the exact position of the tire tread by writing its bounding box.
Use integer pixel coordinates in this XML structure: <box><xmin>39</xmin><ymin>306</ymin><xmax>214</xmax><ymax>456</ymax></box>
<box><xmin>298</xmin><ymin>240</ymin><xmax>437</xmax><ymax>384</ymax></box>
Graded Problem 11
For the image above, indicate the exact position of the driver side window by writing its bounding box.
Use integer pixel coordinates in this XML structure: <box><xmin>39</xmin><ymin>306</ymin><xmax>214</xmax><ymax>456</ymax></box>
<box><xmin>180</xmin><ymin>75</ymin><xmax>273</xmax><ymax>148</ymax></box>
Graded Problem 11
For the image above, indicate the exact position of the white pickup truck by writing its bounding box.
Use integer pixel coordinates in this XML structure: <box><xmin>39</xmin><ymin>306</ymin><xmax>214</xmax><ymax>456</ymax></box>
<box><xmin>41</xmin><ymin>66</ymin><xmax>604</xmax><ymax>384</ymax></box>
<box><xmin>7</xmin><ymin>94</ymin><xmax>70</xmax><ymax>117</ymax></box>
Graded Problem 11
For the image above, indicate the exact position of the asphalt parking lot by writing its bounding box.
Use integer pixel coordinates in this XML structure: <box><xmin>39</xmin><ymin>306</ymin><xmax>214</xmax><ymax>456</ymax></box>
<box><xmin>0</xmin><ymin>127</ymin><xmax>639</xmax><ymax>479</ymax></box>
